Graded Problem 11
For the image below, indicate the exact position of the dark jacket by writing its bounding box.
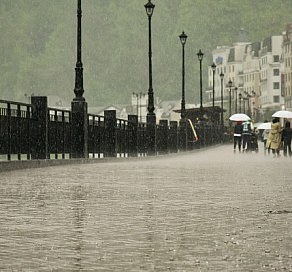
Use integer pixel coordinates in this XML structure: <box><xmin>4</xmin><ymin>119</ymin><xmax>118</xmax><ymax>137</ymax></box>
<box><xmin>234</xmin><ymin>123</ymin><xmax>243</xmax><ymax>135</ymax></box>
<box><xmin>282</xmin><ymin>125</ymin><xmax>292</xmax><ymax>143</ymax></box>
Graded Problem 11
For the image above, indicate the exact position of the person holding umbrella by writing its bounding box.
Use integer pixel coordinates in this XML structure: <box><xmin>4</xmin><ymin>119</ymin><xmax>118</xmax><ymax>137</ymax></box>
<box><xmin>266</xmin><ymin>117</ymin><xmax>283</xmax><ymax>158</ymax></box>
<box><xmin>242</xmin><ymin>119</ymin><xmax>254</xmax><ymax>152</ymax></box>
<box><xmin>233</xmin><ymin>121</ymin><xmax>243</xmax><ymax>153</ymax></box>
<box><xmin>281</xmin><ymin>121</ymin><xmax>292</xmax><ymax>157</ymax></box>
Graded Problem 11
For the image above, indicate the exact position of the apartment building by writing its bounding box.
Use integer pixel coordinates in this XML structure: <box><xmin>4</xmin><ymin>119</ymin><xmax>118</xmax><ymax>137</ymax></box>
<box><xmin>283</xmin><ymin>23</ymin><xmax>292</xmax><ymax>111</ymax></box>
<box><xmin>259</xmin><ymin>36</ymin><xmax>284</xmax><ymax>113</ymax></box>
<box><xmin>208</xmin><ymin>29</ymin><xmax>287</xmax><ymax>122</ymax></box>
<box><xmin>207</xmin><ymin>46</ymin><xmax>230</xmax><ymax>106</ymax></box>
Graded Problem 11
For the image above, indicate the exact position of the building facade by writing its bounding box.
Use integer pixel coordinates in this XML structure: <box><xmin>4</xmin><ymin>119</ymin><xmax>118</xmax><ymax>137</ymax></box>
<box><xmin>208</xmin><ymin>27</ymin><xmax>288</xmax><ymax>122</ymax></box>
<box><xmin>283</xmin><ymin>24</ymin><xmax>292</xmax><ymax>111</ymax></box>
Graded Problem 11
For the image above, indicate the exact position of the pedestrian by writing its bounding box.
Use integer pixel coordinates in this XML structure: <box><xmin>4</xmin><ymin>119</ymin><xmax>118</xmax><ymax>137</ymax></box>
<box><xmin>242</xmin><ymin>120</ymin><xmax>253</xmax><ymax>152</ymax></box>
<box><xmin>262</xmin><ymin>128</ymin><xmax>271</xmax><ymax>155</ymax></box>
<box><xmin>233</xmin><ymin>121</ymin><xmax>242</xmax><ymax>152</ymax></box>
<box><xmin>262</xmin><ymin>120</ymin><xmax>270</xmax><ymax>156</ymax></box>
<box><xmin>281</xmin><ymin>121</ymin><xmax>292</xmax><ymax>157</ymax></box>
<box><xmin>266</xmin><ymin>117</ymin><xmax>283</xmax><ymax>158</ymax></box>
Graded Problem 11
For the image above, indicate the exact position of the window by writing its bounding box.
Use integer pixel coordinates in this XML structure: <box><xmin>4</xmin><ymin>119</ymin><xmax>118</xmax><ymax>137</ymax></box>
<box><xmin>273</xmin><ymin>69</ymin><xmax>280</xmax><ymax>76</ymax></box>
<box><xmin>273</xmin><ymin>82</ymin><xmax>280</xmax><ymax>89</ymax></box>
<box><xmin>273</xmin><ymin>96</ymin><xmax>280</xmax><ymax>103</ymax></box>
<box><xmin>273</xmin><ymin>55</ymin><xmax>279</xmax><ymax>62</ymax></box>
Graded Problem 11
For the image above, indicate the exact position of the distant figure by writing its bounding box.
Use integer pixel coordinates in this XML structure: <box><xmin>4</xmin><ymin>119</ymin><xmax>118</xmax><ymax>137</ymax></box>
<box><xmin>266</xmin><ymin>118</ymin><xmax>283</xmax><ymax>158</ymax></box>
<box><xmin>281</xmin><ymin>121</ymin><xmax>292</xmax><ymax>157</ymax></box>
<box><xmin>242</xmin><ymin>120</ymin><xmax>253</xmax><ymax>152</ymax></box>
<box><xmin>233</xmin><ymin>121</ymin><xmax>242</xmax><ymax>152</ymax></box>
<box><xmin>262</xmin><ymin>120</ymin><xmax>270</xmax><ymax>156</ymax></box>
<box><xmin>262</xmin><ymin>128</ymin><xmax>271</xmax><ymax>155</ymax></box>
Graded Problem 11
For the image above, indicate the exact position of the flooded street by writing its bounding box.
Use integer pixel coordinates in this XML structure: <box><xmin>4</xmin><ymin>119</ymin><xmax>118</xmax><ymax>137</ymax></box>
<box><xmin>0</xmin><ymin>145</ymin><xmax>291</xmax><ymax>271</ymax></box>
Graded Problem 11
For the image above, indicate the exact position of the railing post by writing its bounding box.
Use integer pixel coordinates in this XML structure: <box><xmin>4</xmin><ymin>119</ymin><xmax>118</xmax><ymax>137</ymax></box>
<box><xmin>159</xmin><ymin>120</ymin><xmax>168</xmax><ymax>154</ymax></box>
<box><xmin>179</xmin><ymin>119</ymin><xmax>187</xmax><ymax>152</ymax></box>
<box><xmin>17</xmin><ymin>104</ymin><xmax>21</xmax><ymax>160</ymax></box>
<box><xmin>128</xmin><ymin>115</ymin><xmax>138</xmax><ymax>157</ymax></box>
<box><xmin>169</xmin><ymin>121</ymin><xmax>178</xmax><ymax>153</ymax></box>
<box><xmin>71</xmin><ymin>100</ymin><xmax>88</xmax><ymax>158</ymax></box>
<box><xmin>31</xmin><ymin>96</ymin><xmax>49</xmax><ymax>160</ymax></box>
<box><xmin>7</xmin><ymin>103</ymin><xmax>11</xmax><ymax>160</ymax></box>
<box><xmin>104</xmin><ymin>110</ymin><xmax>117</xmax><ymax>157</ymax></box>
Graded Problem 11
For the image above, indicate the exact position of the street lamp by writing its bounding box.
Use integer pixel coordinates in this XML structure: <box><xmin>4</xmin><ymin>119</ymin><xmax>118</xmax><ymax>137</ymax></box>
<box><xmin>244</xmin><ymin>91</ymin><xmax>251</xmax><ymax>116</ymax></box>
<box><xmin>211</xmin><ymin>62</ymin><xmax>216</xmax><ymax>122</ymax></box>
<box><xmin>234</xmin><ymin>87</ymin><xmax>238</xmax><ymax>113</ymax></box>
<box><xmin>144</xmin><ymin>0</ymin><xmax>155</xmax><ymax>118</ymax></box>
<box><xmin>197</xmin><ymin>49</ymin><xmax>204</xmax><ymax>115</ymax></box>
<box><xmin>133</xmin><ymin>92</ymin><xmax>139</xmax><ymax>117</ymax></box>
<box><xmin>144</xmin><ymin>0</ymin><xmax>156</xmax><ymax>155</ymax></box>
<box><xmin>179</xmin><ymin>31</ymin><xmax>187</xmax><ymax>119</ymax></box>
<box><xmin>73</xmin><ymin>0</ymin><xmax>85</xmax><ymax>101</ymax></box>
<box><xmin>228</xmin><ymin>79</ymin><xmax>232</xmax><ymax>118</ymax></box>
<box><xmin>238</xmin><ymin>93</ymin><xmax>242</xmax><ymax>113</ymax></box>
<box><xmin>220</xmin><ymin>72</ymin><xmax>224</xmax><ymax>128</ymax></box>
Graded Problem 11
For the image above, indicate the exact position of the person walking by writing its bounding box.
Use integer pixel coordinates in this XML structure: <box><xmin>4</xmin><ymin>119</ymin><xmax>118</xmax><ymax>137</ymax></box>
<box><xmin>262</xmin><ymin>128</ymin><xmax>271</xmax><ymax>155</ymax></box>
<box><xmin>266</xmin><ymin>117</ymin><xmax>283</xmax><ymax>158</ymax></box>
<box><xmin>233</xmin><ymin>121</ymin><xmax>242</xmax><ymax>152</ymax></box>
<box><xmin>281</xmin><ymin>121</ymin><xmax>292</xmax><ymax>157</ymax></box>
<box><xmin>262</xmin><ymin>120</ymin><xmax>270</xmax><ymax>156</ymax></box>
<box><xmin>242</xmin><ymin>120</ymin><xmax>253</xmax><ymax>152</ymax></box>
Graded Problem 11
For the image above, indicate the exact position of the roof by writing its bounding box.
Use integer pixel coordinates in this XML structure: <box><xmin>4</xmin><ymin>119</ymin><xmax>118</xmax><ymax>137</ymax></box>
<box><xmin>245</xmin><ymin>42</ymin><xmax>261</xmax><ymax>57</ymax></box>
<box><xmin>262</xmin><ymin>37</ymin><xmax>272</xmax><ymax>52</ymax></box>
<box><xmin>228</xmin><ymin>48</ymin><xmax>235</xmax><ymax>62</ymax></box>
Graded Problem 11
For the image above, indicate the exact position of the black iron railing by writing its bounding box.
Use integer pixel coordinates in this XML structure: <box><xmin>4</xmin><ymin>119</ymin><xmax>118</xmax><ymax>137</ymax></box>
<box><xmin>0</xmin><ymin>97</ymin><xmax>224</xmax><ymax>161</ymax></box>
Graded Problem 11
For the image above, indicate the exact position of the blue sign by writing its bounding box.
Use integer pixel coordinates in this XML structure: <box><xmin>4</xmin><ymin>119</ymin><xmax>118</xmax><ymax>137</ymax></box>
<box><xmin>216</xmin><ymin>57</ymin><xmax>223</xmax><ymax>65</ymax></box>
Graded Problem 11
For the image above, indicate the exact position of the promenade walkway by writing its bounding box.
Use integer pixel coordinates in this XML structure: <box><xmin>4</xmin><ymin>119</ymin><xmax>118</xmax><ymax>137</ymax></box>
<box><xmin>0</xmin><ymin>144</ymin><xmax>291</xmax><ymax>271</ymax></box>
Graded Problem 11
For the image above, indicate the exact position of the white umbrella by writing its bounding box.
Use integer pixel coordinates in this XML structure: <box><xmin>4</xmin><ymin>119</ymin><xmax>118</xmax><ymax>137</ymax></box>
<box><xmin>229</xmin><ymin>113</ymin><xmax>251</xmax><ymax>121</ymax></box>
<box><xmin>253</xmin><ymin>122</ymin><xmax>263</xmax><ymax>128</ymax></box>
<box><xmin>257</xmin><ymin>122</ymin><xmax>271</xmax><ymax>130</ymax></box>
<box><xmin>272</xmin><ymin>110</ymin><xmax>292</xmax><ymax>118</ymax></box>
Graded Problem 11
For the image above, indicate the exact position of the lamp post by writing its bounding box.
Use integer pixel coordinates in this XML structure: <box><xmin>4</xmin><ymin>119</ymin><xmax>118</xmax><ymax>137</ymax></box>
<box><xmin>71</xmin><ymin>0</ymin><xmax>88</xmax><ymax>159</ymax></box>
<box><xmin>179</xmin><ymin>31</ymin><xmax>187</xmax><ymax>119</ymax></box>
<box><xmin>238</xmin><ymin>93</ymin><xmax>242</xmax><ymax>113</ymax></box>
<box><xmin>197</xmin><ymin>50</ymin><xmax>204</xmax><ymax>116</ymax></box>
<box><xmin>24</xmin><ymin>93</ymin><xmax>34</xmax><ymax>103</ymax></box>
<box><xmin>145</xmin><ymin>0</ymin><xmax>155</xmax><ymax>118</ymax></box>
<box><xmin>133</xmin><ymin>92</ymin><xmax>139</xmax><ymax>117</ymax></box>
<box><xmin>73</xmin><ymin>0</ymin><xmax>85</xmax><ymax>101</ymax></box>
<box><xmin>228</xmin><ymin>79</ymin><xmax>232</xmax><ymax>118</ymax></box>
<box><xmin>133</xmin><ymin>92</ymin><xmax>145</xmax><ymax>122</ymax></box>
<box><xmin>144</xmin><ymin>0</ymin><xmax>156</xmax><ymax>155</ymax></box>
<box><xmin>244</xmin><ymin>91</ymin><xmax>251</xmax><ymax>117</ymax></box>
<box><xmin>220</xmin><ymin>72</ymin><xmax>224</xmax><ymax>128</ymax></box>
<box><xmin>234</xmin><ymin>87</ymin><xmax>238</xmax><ymax>113</ymax></box>
<box><xmin>211</xmin><ymin>62</ymin><xmax>216</xmax><ymax>122</ymax></box>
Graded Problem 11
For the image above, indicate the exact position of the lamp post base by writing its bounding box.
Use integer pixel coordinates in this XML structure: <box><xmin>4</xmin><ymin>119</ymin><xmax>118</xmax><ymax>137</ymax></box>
<box><xmin>71</xmin><ymin>100</ymin><xmax>88</xmax><ymax>159</ymax></box>
<box><xmin>147</xmin><ymin>114</ymin><xmax>156</xmax><ymax>156</ymax></box>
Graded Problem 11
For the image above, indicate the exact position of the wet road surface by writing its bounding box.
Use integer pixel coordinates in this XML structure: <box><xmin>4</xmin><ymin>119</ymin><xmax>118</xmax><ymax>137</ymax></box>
<box><xmin>0</xmin><ymin>145</ymin><xmax>291</xmax><ymax>271</ymax></box>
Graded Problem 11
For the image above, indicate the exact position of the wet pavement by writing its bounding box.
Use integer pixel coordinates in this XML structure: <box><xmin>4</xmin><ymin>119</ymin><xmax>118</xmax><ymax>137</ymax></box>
<box><xmin>0</xmin><ymin>144</ymin><xmax>291</xmax><ymax>271</ymax></box>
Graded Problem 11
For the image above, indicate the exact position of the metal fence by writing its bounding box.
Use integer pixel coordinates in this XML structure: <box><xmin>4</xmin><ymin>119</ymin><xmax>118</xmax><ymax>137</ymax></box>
<box><xmin>0</xmin><ymin>98</ymin><xmax>224</xmax><ymax>161</ymax></box>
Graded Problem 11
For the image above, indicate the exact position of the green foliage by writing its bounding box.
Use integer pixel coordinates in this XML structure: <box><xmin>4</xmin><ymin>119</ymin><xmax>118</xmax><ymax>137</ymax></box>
<box><xmin>0</xmin><ymin>0</ymin><xmax>292</xmax><ymax>106</ymax></box>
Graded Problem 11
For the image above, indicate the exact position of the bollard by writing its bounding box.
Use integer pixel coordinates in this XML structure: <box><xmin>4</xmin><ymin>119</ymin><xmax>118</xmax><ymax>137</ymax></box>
<box><xmin>158</xmin><ymin>120</ymin><xmax>168</xmax><ymax>154</ymax></box>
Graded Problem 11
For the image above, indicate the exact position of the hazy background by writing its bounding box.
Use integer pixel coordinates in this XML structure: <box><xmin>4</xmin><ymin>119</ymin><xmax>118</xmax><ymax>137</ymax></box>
<box><xmin>1</xmin><ymin>0</ymin><xmax>292</xmax><ymax>107</ymax></box>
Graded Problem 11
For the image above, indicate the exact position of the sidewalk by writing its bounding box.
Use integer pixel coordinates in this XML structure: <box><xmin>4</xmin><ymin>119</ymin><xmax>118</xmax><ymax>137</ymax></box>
<box><xmin>0</xmin><ymin>144</ymin><xmax>291</xmax><ymax>271</ymax></box>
